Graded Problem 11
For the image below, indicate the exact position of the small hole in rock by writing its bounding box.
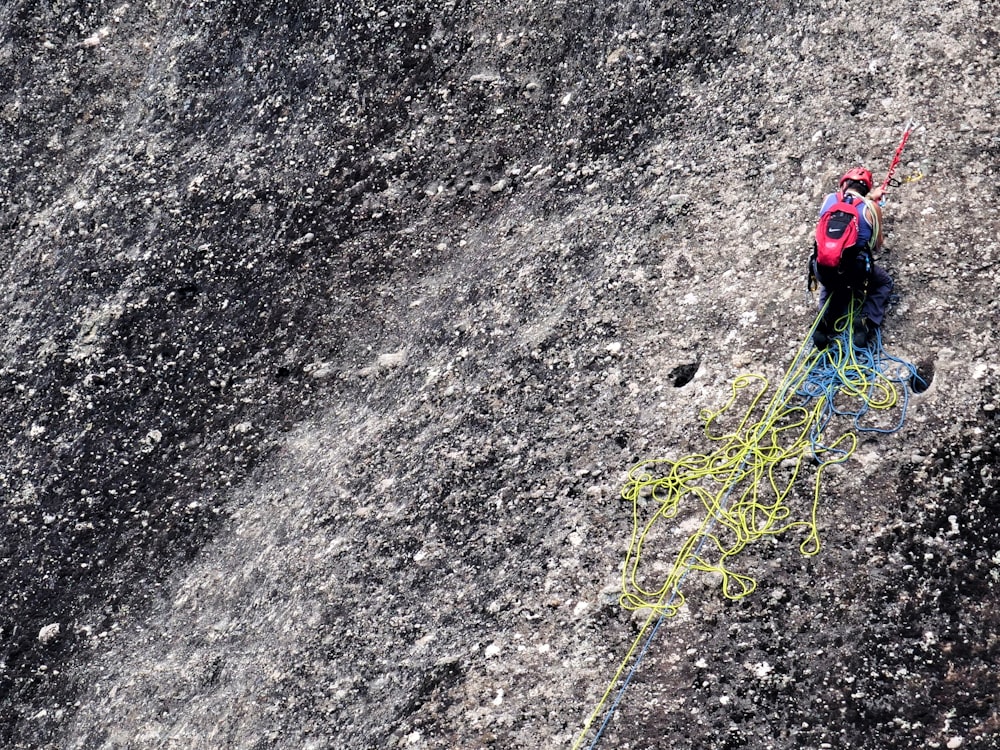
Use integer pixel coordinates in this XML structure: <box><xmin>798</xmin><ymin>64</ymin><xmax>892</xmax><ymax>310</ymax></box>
<box><xmin>911</xmin><ymin>358</ymin><xmax>934</xmax><ymax>394</ymax></box>
<box><xmin>669</xmin><ymin>361</ymin><xmax>699</xmax><ymax>388</ymax></box>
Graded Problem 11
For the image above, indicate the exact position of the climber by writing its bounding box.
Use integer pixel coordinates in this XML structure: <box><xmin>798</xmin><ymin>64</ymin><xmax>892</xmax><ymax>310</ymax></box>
<box><xmin>810</xmin><ymin>167</ymin><xmax>894</xmax><ymax>349</ymax></box>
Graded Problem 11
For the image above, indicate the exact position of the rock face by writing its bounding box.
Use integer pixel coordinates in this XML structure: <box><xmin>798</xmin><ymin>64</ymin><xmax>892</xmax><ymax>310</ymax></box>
<box><xmin>0</xmin><ymin>0</ymin><xmax>998</xmax><ymax>748</ymax></box>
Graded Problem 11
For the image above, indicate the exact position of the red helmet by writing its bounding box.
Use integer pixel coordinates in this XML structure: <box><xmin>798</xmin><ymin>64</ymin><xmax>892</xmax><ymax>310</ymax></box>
<box><xmin>839</xmin><ymin>167</ymin><xmax>874</xmax><ymax>192</ymax></box>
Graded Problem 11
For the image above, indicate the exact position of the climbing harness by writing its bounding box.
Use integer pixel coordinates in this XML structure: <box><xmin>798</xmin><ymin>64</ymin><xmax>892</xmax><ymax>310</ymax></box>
<box><xmin>573</xmin><ymin>302</ymin><xmax>925</xmax><ymax>750</ymax></box>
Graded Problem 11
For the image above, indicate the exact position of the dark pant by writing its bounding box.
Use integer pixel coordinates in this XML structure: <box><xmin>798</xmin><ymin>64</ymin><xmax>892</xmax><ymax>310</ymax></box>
<box><xmin>815</xmin><ymin>254</ymin><xmax>893</xmax><ymax>327</ymax></box>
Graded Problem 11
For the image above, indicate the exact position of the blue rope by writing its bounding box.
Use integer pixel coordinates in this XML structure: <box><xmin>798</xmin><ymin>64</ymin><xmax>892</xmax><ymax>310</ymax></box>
<box><xmin>795</xmin><ymin>318</ymin><xmax>924</xmax><ymax>456</ymax></box>
<box><xmin>585</xmin><ymin>608</ymin><xmax>668</xmax><ymax>749</ymax></box>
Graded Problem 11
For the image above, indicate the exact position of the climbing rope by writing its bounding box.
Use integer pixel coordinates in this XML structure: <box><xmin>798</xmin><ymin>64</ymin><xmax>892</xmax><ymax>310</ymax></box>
<box><xmin>797</xmin><ymin>304</ymin><xmax>923</xmax><ymax>453</ymax></box>
<box><xmin>573</xmin><ymin>302</ymin><xmax>925</xmax><ymax>750</ymax></box>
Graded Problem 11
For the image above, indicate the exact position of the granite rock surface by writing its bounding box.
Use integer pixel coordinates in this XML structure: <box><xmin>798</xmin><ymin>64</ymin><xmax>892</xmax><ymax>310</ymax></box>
<box><xmin>1</xmin><ymin>1</ymin><xmax>998</xmax><ymax>748</ymax></box>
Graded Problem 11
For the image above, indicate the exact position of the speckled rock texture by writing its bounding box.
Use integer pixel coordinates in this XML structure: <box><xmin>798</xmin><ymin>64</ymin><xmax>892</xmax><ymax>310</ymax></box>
<box><xmin>1</xmin><ymin>0</ymin><xmax>998</xmax><ymax>748</ymax></box>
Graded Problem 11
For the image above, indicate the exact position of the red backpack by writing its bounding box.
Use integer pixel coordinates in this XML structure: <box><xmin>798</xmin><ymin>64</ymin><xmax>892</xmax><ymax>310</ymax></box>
<box><xmin>814</xmin><ymin>192</ymin><xmax>864</xmax><ymax>269</ymax></box>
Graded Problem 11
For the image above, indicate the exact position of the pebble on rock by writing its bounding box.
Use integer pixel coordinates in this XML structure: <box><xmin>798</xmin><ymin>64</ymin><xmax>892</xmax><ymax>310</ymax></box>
<box><xmin>38</xmin><ymin>623</ymin><xmax>60</xmax><ymax>644</ymax></box>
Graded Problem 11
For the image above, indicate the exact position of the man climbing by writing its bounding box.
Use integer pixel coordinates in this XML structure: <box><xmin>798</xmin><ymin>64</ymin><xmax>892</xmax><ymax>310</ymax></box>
<box><xmin>810</xmin><ymin>167</ymin><xmax>894</xmax><ymax>349</ymax></box>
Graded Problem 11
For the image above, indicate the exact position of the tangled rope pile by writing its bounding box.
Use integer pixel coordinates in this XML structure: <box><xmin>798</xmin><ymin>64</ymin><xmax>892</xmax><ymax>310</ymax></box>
<box><xmin>574</xmin><ymin>303</ymin><xmax>925</xmax><ymax>750</ymax></box>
